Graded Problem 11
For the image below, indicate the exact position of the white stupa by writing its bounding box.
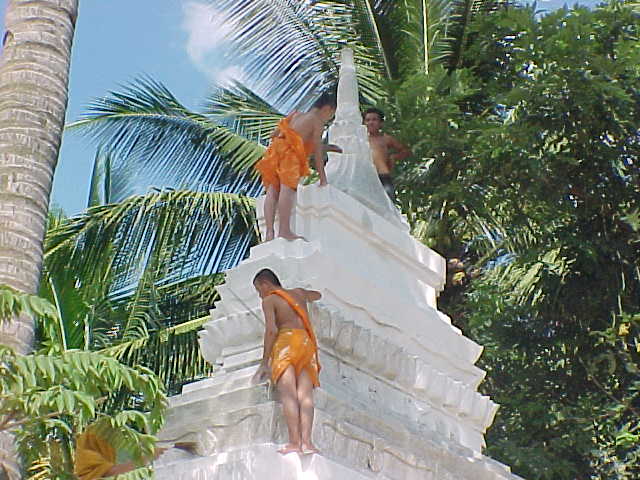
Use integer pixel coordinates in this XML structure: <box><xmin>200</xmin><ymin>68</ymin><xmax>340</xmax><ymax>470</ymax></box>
<box><xmin>325</xmin><ymin>48</ymin><xmax>408</xmax><ymax>231</ymax></box>
<box><xmin>154</xmin><ymin>48</ymin><xmax>522</xmax><ymax>480</ymax></box>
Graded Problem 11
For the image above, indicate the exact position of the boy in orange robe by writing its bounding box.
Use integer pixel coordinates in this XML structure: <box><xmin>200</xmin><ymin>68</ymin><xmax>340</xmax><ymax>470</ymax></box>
<box><xmin>256</xmin><ymin>92</ymin><xmax>340</xmax><ymax>241</ymax></box>
<box><xmin>252</xmin><ymin>268</ymin><xmax>322</xmax><ymax>455</ymax></box>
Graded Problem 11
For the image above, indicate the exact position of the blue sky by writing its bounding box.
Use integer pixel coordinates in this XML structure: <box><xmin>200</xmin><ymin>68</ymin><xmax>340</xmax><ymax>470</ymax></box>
<box><xmin>0</xmin><ymin>0</ymin><xmax>600</xmax><ymax>215</ymax></box>
<box><xmin>1</xmin><ymin>1</ymin><xmax>240</xmax><ymax>214</ymax></box>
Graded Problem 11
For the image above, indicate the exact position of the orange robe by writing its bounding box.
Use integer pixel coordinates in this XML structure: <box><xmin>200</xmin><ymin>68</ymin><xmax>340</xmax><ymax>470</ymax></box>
<box><xmin>255</xmin><ymin>115</ymin><xmax>313</xmax><ymax>191</ymax></box>
<box><xmin>74</xmin><ymin>430</ymin><xmax>116</xmax><ymax>480</ymax></box>
<box><xmin>269</xmin><ymin>289</ymin><xmax>321</xmax><ymax>387</ymax></box>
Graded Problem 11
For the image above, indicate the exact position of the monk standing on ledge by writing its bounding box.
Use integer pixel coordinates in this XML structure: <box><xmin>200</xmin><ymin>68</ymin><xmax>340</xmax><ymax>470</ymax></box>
<box><xmin>364</xmin><ymin>107</ymin><xmax>411</xmax><ymax>202</ymax></box>
<box><xmin>252</xmin><ymin>269</ymin><xmax>322</xmax><ymax>455</ymax></box>
<box><xmin>256</xmin><ymin>92</ymin><xmax>340</xmax><ymax>242</ymax></box>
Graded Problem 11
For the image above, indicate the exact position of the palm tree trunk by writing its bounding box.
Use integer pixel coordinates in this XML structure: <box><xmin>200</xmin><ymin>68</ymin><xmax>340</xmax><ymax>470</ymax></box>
<box><xmin>0</xmin><ymin>0</ymin><xmax>79</xmax><ymax>477</ymax></box>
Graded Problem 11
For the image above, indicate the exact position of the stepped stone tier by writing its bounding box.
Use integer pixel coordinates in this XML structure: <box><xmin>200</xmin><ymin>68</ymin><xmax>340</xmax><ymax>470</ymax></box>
<box><xmin>154</xmin><ymin>49</ymin><xmax>521</xmax><ymax>479</ymax></box>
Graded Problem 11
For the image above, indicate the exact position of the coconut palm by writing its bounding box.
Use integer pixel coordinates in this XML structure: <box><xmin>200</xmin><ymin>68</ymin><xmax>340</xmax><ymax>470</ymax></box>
<box><xmin>58</xmin><ymin>0</ymin><xmax>507</xmax><ymax>392</ymax></box>
<box><xmin>0</xmin><ymin>0</ymin><xmax>79</xmax><ymax>476</ymax></box>
<box><xmin>41</xmin><ymin>189</ymin><xmax>256</xmax><ymax>392</ymax></box>
<box><xmin>0</xmin><ymin>183</ymin><xmax>256</xmax><ymax>479</ymax></box>
<box><xmin>0</xmin><ymin>186</ymin><xmax>255</xmax><ymax>478</ymax></box>
<box><xmin>70</xmin><ymin>0</ymin><xmax>504</xmax><ymax>218</ymax></box>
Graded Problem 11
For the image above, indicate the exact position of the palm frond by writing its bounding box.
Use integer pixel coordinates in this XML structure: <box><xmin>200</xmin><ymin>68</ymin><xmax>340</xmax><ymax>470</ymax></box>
<box><xmin>351</xmin><ymin>0</ymin><xmax>393</xmax><ymax>78</ymax></box>
<box><xmin>45</xmin><ymin>190</ymin><xmax>256</xmax><ymax>296</ymax></box>
<box><xmin>67</xmin><ymin>78</ymin><xmax>263</xmax><ymax>199</ymax></box>
<box><xmin>87</xmin><ymin>148</ymin><xmax>113</xmax><ymax>207</ymax></box>
<box><xmin>206</xmin><ymin>82</ymin><xmax>284</xmax><ymax>143</ymax></box>
<box><xmin>369</xmin><ymin>0</ymin><xmax>400</xmax><ymax>16</ymax></box>
<box><xmin>101</xmin><ymin>314</ymin><xmax>213</xmax><ymax>394</ymax></box>
<box><xmin>447</xmin><ymin>0</ymin><xmax>509</xmax><ymax>70</ymax></box>
<box><xmin>413</xmin><ymin>0</ymin><xmax>455</xmax><ymax>73</ymax></box>
<box><xmin>215</xmin><ymin>0</ymin><xmax>388</xmax><ymax>108</ymax></box>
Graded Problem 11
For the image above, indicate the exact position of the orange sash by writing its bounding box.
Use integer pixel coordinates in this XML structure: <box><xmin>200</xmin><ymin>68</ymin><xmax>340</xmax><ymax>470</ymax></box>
<box><xmin>269</xmin><ymin>289</ymin><xmax>321</xmax><ymax>374</ymax></box>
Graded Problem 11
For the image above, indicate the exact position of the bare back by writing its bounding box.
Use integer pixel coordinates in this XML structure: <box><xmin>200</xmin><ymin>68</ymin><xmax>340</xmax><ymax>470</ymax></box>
<box><xmin>269</xmin><ymin>288</ymin><xmax>316</xmax><ymax>330</ymax></box>
<box><xmin>289</xmin><ymin>112</ymin><xmax>322</xmax><ymax>155</ymax></box>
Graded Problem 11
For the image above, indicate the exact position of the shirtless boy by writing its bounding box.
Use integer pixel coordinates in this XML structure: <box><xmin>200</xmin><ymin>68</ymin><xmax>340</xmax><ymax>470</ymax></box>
<box><xmin>363</xmin><ymin>108</ymin><xmax>411</xmax><ymax>201</ymax></box>
<box><xmin>252</xmin><ymin>268</ymin><xmax>322</xmax><ymax>455</ymax></box>
<box><xmin>256</xmin><ymin>92</ymin><xmax>340</xmax><ymax>242</ymax></box>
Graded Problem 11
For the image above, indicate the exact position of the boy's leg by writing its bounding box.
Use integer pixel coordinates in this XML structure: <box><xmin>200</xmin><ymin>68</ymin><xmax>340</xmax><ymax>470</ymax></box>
<box><xmin>276</xmin><ymin>366</ymin><xmax>302</xmax><ymax>453</ymax></box>
<box><xmin>296</xmin><ymin>369</ymin><xmax>318</xmax><ymax>453</ymax></box>
<box><xmin>263</xmin><ymin>185</ymin><xmax>279</xmax><ymax>242</ymax></box>
<box><xmin>277</xmin><ymin>185</ymin><xmax>305</xmax><ymax>241</ymax></box>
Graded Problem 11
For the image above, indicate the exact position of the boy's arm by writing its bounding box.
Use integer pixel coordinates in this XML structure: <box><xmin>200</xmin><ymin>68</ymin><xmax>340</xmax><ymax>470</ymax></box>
<box><xmin>387</xmin><ymin>135</ymin><xmax>411</xmax><ymax>169</ymax></box>
<box><xmin>260</xmin><ymin>297</ymin><xmax>278</xmax><ymax>366</ymax></box>
<box><xmin>313</xmin><ymin>122</ymin><xmax>328</xmax><ymax>186</ymax></box>
<box><xmin>297</xmin><ymin>288</ymin><xmax>321</xmax><ymax>302</ymax></box>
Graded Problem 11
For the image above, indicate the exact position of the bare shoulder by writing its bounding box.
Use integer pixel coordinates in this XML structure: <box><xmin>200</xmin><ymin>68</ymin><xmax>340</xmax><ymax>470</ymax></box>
<box><xmin>261</xmin><ymin>295</ymin><xmax>276</xmax><ymax>308</ymax></box>
<box><xmin>383</xmin><ymin>133</ymin><xmax>397</xmax><ymax>145</ymax></box>
<box><xmin>290</xmin><ymin>112</ymin><xmax>318</xmax><ymax>138</ymax></box>
<box><xmin>285</xmin><ymin>288</ymin><xmax>303</xmax><ymax>302</ymax></box>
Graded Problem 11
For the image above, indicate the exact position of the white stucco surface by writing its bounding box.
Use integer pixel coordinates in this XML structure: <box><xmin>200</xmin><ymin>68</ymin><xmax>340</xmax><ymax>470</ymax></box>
<box><xmin>154</xmin><ymin>48</ymin><xmax>522</xmax><ymax>480</ymax></box>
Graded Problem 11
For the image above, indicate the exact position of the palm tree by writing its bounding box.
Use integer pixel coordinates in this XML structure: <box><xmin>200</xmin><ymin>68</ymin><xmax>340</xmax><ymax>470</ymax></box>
<box><xmin>58</xmin><ymin>0</ymin><xmax>506</xmax><ymax>392</ymax></box>
<box><xmin>0</xmin><ymin>1</ymin><xmax>79</xmax><ymax>477</ymax></box>
<box><xmin>42</xmin><ymin>189</ymin><xmax>256</xmax><ymax>393</ymax></box>
<box><xmin>0</xmin><ymin>184</ymin><xmax>256</xmax><ymax>478</ymax></box>
<box><xmin>71</xmin><ymin>0</ymin><xmax>502</xmax><ymax>214</ymax></box>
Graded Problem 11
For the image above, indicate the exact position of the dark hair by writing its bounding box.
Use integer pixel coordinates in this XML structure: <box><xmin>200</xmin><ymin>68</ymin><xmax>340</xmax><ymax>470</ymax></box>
<box><xmin>253</xmin><ymin>268</ymin><xmax>282</xmax><ymax>286</ymax></box>
<box><xmin>364</xmin><ymin>107</ymin><xmax>385</xmax><ymax>122</ymax></box>
<box><xmin>312</xmin><ymin>91</ymin><xmax>337</xmax><ymax>109</ymax></box>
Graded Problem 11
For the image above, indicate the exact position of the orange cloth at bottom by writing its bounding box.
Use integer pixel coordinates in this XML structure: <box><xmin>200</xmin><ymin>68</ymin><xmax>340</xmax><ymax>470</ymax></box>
<box><xmin>271</xmin><ymin>328</ymin><xmax>320</xmax><ymax>387</ymax></box>
<box><xmin>74</xmin><ymin>431</ymin><xmax>116</xmax><ymax>480</ymax></box>
<box><xmin>255</xmin><ymin>115</ymin><xmax>312</xmax><ymax>191</ymax></box>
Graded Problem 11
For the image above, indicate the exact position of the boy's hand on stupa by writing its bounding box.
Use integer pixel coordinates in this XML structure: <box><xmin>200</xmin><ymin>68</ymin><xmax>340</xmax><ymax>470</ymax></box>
<box><xmin>252</xmin><ymin>363</ymin><xmax>271</xmax><ymax>384</ymax></box>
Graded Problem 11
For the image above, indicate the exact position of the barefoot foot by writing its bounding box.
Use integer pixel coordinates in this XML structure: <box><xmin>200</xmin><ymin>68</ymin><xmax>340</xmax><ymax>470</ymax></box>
<box><xmin>278</xmin><ymin>232</ymin><xmax>307</xmax><ymax>242</ymax></box>
<box><xmin>278</xmin><ymin>443</ymin><xmax>301</xmax><ymax>455</ymax></box>
<box><xmin>301</xmin><ymin>443</ymin><xmax>320</xmax><ymax>455</ymax></box>
<box><xmin>263</xmin><ymin>230</ymin><xmax>275</xmax><ymax>243</ymax></box>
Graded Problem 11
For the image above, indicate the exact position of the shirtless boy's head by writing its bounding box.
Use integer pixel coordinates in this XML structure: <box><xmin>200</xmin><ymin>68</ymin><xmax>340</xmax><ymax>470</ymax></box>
<box><xmin>311</xmin><ymin>91</ymin><xmax>337</xmax><ymax>123</ymax></box>
<box><xmin>253</xmin><ymin>268</ymin><xmax>282</xmax><ymax>298</ymax></box>
<box><xmin>364</xmin><ymin>108</ymin><xmax>384</xmax><ymax>135</ymax></box>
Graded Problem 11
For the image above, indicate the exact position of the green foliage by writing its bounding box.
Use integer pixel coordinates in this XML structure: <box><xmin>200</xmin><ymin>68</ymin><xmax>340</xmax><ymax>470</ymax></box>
<box><xmin>0</xmin><ymin>285</ymin><xmax>59</xmax><ymax>326</ymax></box>
<box><xmin>213</xmin><ymin>0</ymin><xmax>389</xmax><ymax>106</ymax></box>
<box><xmin>67</xmin><ymin>78</ymin><xmax>264</xmax><ymax>198</ymax></box>
<box><xmin>31</xmin><ymin>194</ymin><xmax>249</xmax><ymax>398</ymax></box>
<box><xmin>0</xmin><ymin>283</ymin><xmax>168</xmax><ymax>478</ymax></box>
<box><xmin>0</xmin><ymin>346</ymin><xmax>166</xmax><ymax>479</ymax></box>
<box><xmin>388</xmin><ymin>1</ymin><xmax>640</xmax><ymax>478</ymax></box>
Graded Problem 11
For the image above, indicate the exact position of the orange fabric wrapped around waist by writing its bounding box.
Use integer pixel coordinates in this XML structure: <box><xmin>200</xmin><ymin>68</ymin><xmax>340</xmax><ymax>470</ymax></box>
<box><xmin>255</xmin><ymin>115</ymin><xmax>312</xmax><ymax>191</ymax></box>
<box><xmin>270</xmin><ymin>328</ymin><xmax>320</xmax><ymax>387</ymax></box>
<box><xmin>268</xmin><ymin>289</ymin><xmax>321</xmax><ymax>387</ymax></box>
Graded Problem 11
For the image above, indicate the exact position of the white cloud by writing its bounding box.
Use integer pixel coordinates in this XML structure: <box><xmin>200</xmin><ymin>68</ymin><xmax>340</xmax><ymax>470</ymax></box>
<box><xmin>180</xmin><ymin>1</ymin><xmax>254</xmax><ymax>89</ymax></box>
<box><xmin>215</xmin><ymin>65</ymin><xmax>246</xmax><ymax>86</ymax></box>
<box><xmin>181</xmin><ymin>1</ymin><xmax>231</xmax><ymax>72</ymax></box>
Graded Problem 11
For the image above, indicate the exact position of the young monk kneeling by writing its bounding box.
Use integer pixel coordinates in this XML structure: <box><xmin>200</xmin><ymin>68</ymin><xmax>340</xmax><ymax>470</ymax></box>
<box><xmin>252</xmin><ymin>268</ymin><xmax>322</xmax><ymax>455</ymax></box>
<box><xmin>256</xmin><ymin>92</ymin><xmax>340</xmax><ymax>241</ymax></box>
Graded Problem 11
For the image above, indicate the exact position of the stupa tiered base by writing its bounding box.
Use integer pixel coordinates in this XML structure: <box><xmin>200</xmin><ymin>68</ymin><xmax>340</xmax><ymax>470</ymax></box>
<box><xmin>154</xmin><ymin>185</ymin><xmax>522</xmax><ymax>480</ymax></box>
